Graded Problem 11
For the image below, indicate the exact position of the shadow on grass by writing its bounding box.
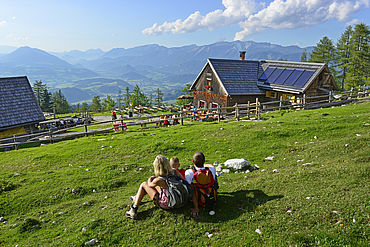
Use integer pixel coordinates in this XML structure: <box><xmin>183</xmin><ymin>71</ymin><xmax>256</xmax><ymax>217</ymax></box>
<box><xmin>194</xmin><ymin>189</ymin><xmax>284</xmax><ymax>223</ymax></box>
<box><xmin>131</xmin><ymin>189</ymin><xmax>283</xmax><ymax>222</ymax></box>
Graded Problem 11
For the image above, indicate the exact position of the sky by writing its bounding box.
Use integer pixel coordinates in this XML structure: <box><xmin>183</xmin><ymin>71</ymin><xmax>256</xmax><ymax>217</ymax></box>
<box><xmin>0</xmin><ymin>0</ymin><xmax>369</xmax><ymax>52</ymax></box>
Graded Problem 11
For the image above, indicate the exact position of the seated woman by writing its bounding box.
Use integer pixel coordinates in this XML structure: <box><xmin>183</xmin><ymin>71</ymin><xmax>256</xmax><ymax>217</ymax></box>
<box><xmin>126</xmin><ymin>155</ymin><xmax>182</xmax><ymax>219</ymax></box>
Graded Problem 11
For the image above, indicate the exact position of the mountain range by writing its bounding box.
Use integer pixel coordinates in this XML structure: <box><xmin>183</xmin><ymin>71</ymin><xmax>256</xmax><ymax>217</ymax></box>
<box><xmin>0</xmin><ymin>41</ymin><xmax>313</xmax><ymax>104</ymax></box>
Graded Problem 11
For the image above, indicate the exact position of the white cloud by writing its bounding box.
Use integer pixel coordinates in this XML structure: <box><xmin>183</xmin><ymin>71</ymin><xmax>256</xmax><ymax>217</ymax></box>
<box><xmin>235</xmin><ymin>0</ymin><xmax>369</xmax><ymax>40</ymax></box>
<box><xmin>346</xmin><ymin>18</ymin><xmax>360</xmax><ymax>26</ymax></box>
<box><xmin>142</xmin><ymin>0</ymin><xmax>369</xmax><ymax>40</ymax></box>
<box><xmin>12</xmin><ymin>16</ymin><xmax>16</xmax><ymax>20</ymax></box>
<box><xmin>6</xmin><ymin>34</ymin><xmax>29</xmax><ymax>42</ymax></box>
<box><xmin>142</xmin><ymin>0</ymin><xmax>258</xmax><ymax>35</ymax></box>
<box><xmin>0</xmin><ymin>20</ymin><xmax>7</xmax><ymax>27</ymax></box>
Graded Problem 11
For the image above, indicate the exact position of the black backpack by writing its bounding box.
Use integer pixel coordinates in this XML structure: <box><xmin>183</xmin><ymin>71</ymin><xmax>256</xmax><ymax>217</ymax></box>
<box><xmin>160</xmin><ymin>170</ymin><xmax>192</xmax><ymax>208</ymax></box>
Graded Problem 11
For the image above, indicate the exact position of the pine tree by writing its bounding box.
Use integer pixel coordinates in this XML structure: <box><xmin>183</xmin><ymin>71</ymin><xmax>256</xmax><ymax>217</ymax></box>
<box><xmin>123</xmin><ymin>87</ymin><xmax>131</xmax><ymax>107</ymax></box>
<box><xmin>75</xmin><ymin>103</ymin><xmax>81</xmax><ymax>113</ymax></box>
<box><xmin>154</xmin><ymin>88</ymin><xmax>163</xmax><ymax>107</ymax></box>
<box><xmin>116</xmin><ymin>89</ymin><xmax>123</xmax><ymax>109</ymax></box>
<box><xmin>309</xmin><ymin>36</ymin><xmax>337</xmax><ymax>79</ymax></box>
<box><xmin>346</xmin><ymin>23</ymin><xmax>370</xmax><ymax>88</ymax></box>
<box><xmin>40</xmin><ymin>88</ymin><xmax>52</xmax><ymax>112</ymax></box>
<box><xmin>104</xmin><ymin>95</ymin><xmax>116</xmax><ymax>111</ymax></box>
<box><xmin>32</xmin><ymin>80</ymin><xmax>52</xmax><ymax>112</ymax></box>
<box><xmin>90</xmin><ymin>96</ymin><xmax>102</xmax><ymax>112</ymax></box>
<box><xmin>32</xmin><ymin>80</ymin><xmax>44</xmax><ymax>105</ymax></box>
<box><xmin>300</xmin><ymin>49</ymin><xmax>307</xmax><ymax>62</ymax></box>
<box><xmin>52</xmin><ymin>90</ymin><xmax>70</xmax><ymax>114</ymax></box>
<box><xmin>81</xmin><ymin>102</ymin><xmax>89</xmax><ymax>113</ymax></box>
<box><xmin>336</xmin><ymin>26</ymin><xmax>354</xmax><ymax>90</ymax></box>
<box><xmin>131</xmin><ymin>85</ymin><xmax>141</xmax><ymax>106</ymax></box>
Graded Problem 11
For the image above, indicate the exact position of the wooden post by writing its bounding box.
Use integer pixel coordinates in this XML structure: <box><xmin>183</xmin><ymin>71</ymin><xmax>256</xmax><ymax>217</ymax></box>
<box><xmin>303</xmin><ymin>94</ymin><xmax>306</xmax><ymax>108</ymax></box>
<box><xmin>328</xmin><ymin>91</ymin><xmax>332</xmax><ymax>103</ymax></box>
<box><xmin>279</xmin><ymin>96</ymin><xmax>283</xmax><ymax>110</ymax></box>
<box><xmin>235</xmin><ymin>103</ymin><xmax>239</xmax><ymax>121</ymax></box>
<box><xmin>53</xmin><ymin>106</ymin><xmax>56</xmax><ymax>119</ymax></box>
<box><xmin>217</xmin><ymin>105</ymin><xmax>221</xmax><ymax>122</ymax></box>
<box><xmin>13</xmin><ymin>134</ymin><xmax>18</xmax><ymax>150</ymax></box>
<box><xmin>247</xmin><ymin>101</ymin><xmax>250</xmax><ymax>119</ymax></box>
<box><xmin>120</xmin><ymin>119</ymin><xmax>124</xmax><ymax>131</ymax></box>
<box><xmin>350</xmin><ymin>87</ymin><xmax>353</xmax><ymax>97</ymax></box>
<box><xmin>84</xmin><ymin>121</ymin><xmax>88</xmax><ymax>137</ymax></box>
<box><xmin>49</xmin><ymin>129</ymin><xmax>53</xmax><ymax>143</ymax></box>
<box><xmin>255</xmin><ymin>98</ymin><xmax>259</xmax><ymax>118</ymax></box>
<box><xmin>180</xmin><ymin>106</ymin><xmax>184</xmax><ymax>125</ymax></box>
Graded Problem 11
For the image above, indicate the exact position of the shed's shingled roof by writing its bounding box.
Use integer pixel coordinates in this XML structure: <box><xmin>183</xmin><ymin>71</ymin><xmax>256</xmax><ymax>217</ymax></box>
<box><xmin>209</xmin><ymin>58</ymin><xmax>265</xmax><ymax>95</ymax></box>
<box><xmin>0</xmin><ymin>76</ymin><xmax>45</xmax><ymax>130</ymax></box>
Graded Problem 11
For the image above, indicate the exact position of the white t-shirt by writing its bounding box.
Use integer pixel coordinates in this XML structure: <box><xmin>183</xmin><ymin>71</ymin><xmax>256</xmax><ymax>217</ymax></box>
<box><xmin>185</xmin><ymin>166</ymin><xmax>217</xmax><ymax>185</ymax></box>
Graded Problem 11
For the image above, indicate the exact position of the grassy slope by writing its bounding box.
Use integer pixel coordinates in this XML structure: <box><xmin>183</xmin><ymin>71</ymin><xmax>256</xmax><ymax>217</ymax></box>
<box><xmin>0</xmin><ymin>102</ymin><xmax>369</xmax><ymax>246</ymax></box>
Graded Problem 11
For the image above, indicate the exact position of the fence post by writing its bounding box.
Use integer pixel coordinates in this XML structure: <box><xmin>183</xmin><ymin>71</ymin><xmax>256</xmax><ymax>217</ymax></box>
<box><xmin>84</xmin><ymin>121</ymin><xmax>88</xmax><ymax>137</ymax></box>
<box><xmin>217</xmin><ymin>105</ymin><xmax>221</xmax><ymax>123</ymax></box>
<box><xmin>303</xmin><ymin>94</ymin><xmax>306</xmax><ymax>108</ymax></box>
<box><xmin>13</xmin><ymin>134</ymin><xmax>18</xmax><ymax>150</ymax></box>
<box><xmin>49</xmin><ymin>129</ymin><xmax>53</xmax><ymax>143</ymax></box>
<box><xmin>235</xmin><ymin>103</ymin><xmax>239</xmax><ymax>121</ymax></box>
<box><xmin>350</xmin><ymin>87</ymin><xmax>353</xmax><ymax>97</ymax></box>
<box><xmin>180</xmin><ymin>106</ymin><xmax>184</xmax><ymax>125</ymax></box>
<box><xmin>255</xmin><ymin>98</ymin><xmax>259</xmax><ymax>118</ymax></box>
<box><xmin>279</xmin><ymin>96</ymin><xmax>283</xmax><ymax>110</ymax></box>
<box><xmin>328</xmin><ymin>91</ymin><xmax>332</xmax><ymax>103</ymax></box>
<box><xmin>247</xmin><ymin>101</ymin><xmax>250</xmax><ymax>119</ymax></box>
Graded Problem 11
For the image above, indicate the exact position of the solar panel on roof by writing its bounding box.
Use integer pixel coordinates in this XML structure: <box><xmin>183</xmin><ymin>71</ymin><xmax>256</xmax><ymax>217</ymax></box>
<box><xmin>274</xmin><ymin>69</ymin><xmax>294</xmax><ymax>85</ymax></box>
<box><xmin>267</xmin><ymin>68</ymin><xmax>284</xmax><ymax>84</ymax></box>
<box><xmin>284</xmin><ymin>69</ymin><xmax>304</xmax><ymax>86</ymax></box>
<box><xmin>259</xmin><ymin>67</ymin><xmax>276</xmax><ymax>81</ymax></box>
<box><xmin>294</xmin><ymin>70</ymin><xmax>315</xmax><ymax>87</ymax></box>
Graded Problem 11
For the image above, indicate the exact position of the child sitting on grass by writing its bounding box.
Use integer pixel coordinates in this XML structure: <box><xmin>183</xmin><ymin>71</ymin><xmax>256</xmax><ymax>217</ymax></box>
<box><xmin>185</xmin><ymin>152</ymin><xmax>218</xmax><ymax>217</ymax></box>
<box><xmin>170</xmin><ymin>157</ymin><xmax>185</xmax><ymax>179</ymax></box>
<box><xmin>126</xmin><ymin>155</ymin><xmax>183</xmax><ymax>219</ymax></box>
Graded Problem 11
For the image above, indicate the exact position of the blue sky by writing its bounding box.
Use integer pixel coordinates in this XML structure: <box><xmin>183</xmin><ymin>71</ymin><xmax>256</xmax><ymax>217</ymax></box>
<box><xmin>0</xmin><ymin>0</ymin><xmax>369</xmax><ymax>52</ymax></box>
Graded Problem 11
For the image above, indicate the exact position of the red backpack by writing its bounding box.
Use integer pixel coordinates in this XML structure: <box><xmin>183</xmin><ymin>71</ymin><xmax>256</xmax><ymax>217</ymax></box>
<box><xmin>191</xmin><ymin>167</ymin><xmax>218</xmax><ymax>209</ymax></box>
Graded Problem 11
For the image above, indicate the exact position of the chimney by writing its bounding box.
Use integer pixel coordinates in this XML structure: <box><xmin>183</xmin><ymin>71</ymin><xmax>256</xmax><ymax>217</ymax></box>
<box><xmin>239</xmin><ymin>51</ymin><xmax>246</xmax><ymax>60</ymax></box>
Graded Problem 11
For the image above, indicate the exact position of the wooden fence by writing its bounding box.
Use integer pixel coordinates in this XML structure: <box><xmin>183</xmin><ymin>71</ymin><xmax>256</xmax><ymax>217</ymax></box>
<box><xmin>1</xmin><ymin>89</ymin><xmax>368</xmax><ymax>150</ymax></box>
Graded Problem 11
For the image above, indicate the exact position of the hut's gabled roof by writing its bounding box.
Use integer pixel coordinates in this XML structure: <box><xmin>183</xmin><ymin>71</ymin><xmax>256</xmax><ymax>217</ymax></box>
<box><xmin>190</xmin><ymin>59</ymin><xmax>265</xmax><ymax>95</ymax></box>
<box><xmin>191</xmin><ymin>59</ymin><xmax>334</xmax><ymax>95</ymax></box>
<box><xmin>0</xmin><ymin>76</ymin><xmax>45</xmax><ymax>130</ymax></box>
<box><xmin>208</xmin><ymin>58</ymin><xmax>265</xmax><ymax>95</ymax></box>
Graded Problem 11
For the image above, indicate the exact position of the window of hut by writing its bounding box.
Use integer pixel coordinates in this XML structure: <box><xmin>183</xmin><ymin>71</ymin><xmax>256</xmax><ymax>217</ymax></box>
<box><xmin>199</xmin><ymin>100</ymin><xmax>206</xmax><ymax>108</ymax></box>
<box><xmin>266</xmin><ymin>91</ymin><xmax>278</xmax><ymax>98</ymax></box>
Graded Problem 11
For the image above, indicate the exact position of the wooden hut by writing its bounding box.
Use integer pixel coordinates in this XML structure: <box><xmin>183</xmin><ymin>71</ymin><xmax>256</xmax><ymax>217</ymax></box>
<box><xmin>190</xmin><ymin>57</ymin><xmax>337</xmax><ymax>108</ymax></box>
<box><xmin>0</xmin><ymin>76</ymin><xmax>45</xmax><ymax>139</ymax></box>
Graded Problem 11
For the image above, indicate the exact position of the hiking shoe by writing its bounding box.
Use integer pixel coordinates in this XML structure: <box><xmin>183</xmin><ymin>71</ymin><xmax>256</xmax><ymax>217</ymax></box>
<box><xmin>126</xmin><ymin>205</ymin><xmax>138</xmax><ymax>219</ymax></box>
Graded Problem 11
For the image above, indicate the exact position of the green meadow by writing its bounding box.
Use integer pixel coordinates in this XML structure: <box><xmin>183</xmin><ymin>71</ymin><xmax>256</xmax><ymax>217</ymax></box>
<box><xmin>0</xmin><ymin>102</ymin><xmax>369</xmax><ymax>246</ymax></box>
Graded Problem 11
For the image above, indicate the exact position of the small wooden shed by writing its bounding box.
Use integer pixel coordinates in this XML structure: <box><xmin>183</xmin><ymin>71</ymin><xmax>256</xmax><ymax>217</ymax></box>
<box><xmin>0</xmin><ymin>76</ymin><xmax>45</xmax><ymax>139</ymax></box>
<box><xmin>190</xmin><ymin>58</ymin><xmax>337</xmax><ymax>109</ymax></box>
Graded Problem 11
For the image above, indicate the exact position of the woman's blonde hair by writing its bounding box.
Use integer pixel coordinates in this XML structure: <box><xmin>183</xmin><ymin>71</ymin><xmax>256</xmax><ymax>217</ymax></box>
<box><xmin>153</xmin><ymin>155</ymin><xmax>172</xmax><ymax>177</ymax></box>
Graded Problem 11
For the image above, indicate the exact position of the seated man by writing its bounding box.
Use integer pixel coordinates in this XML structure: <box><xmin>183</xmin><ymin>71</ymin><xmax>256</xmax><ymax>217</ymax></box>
<box><xmin>185</xmin><ymin>152</ymin><xmax>218</xmax><ymax>216</ymax></box>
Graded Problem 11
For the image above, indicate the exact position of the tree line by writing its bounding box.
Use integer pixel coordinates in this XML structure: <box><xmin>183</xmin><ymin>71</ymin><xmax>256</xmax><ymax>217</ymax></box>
<box><xmin>301</xmin><ymin>23</ymin><xmax>369</xmax><ymax>90</ymax></box>
<box><xmin>32</xmin><ymin>82</ymin><xmax>164</xmax><ymax>114</ymax></box>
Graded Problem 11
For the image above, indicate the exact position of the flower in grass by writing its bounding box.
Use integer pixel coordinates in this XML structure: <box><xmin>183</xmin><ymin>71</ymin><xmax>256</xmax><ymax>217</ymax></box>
<box><xmin>255</xmin><ymin>228</ymin><xmax>262</xmax><ymax>235</ymax></box>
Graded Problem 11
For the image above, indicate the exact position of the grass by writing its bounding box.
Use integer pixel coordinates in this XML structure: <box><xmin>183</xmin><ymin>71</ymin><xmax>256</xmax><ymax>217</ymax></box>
<box><xmin>0</xmin><ymin>102</ymin><xmax>369</xmax><ymax>246</ymax></box>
